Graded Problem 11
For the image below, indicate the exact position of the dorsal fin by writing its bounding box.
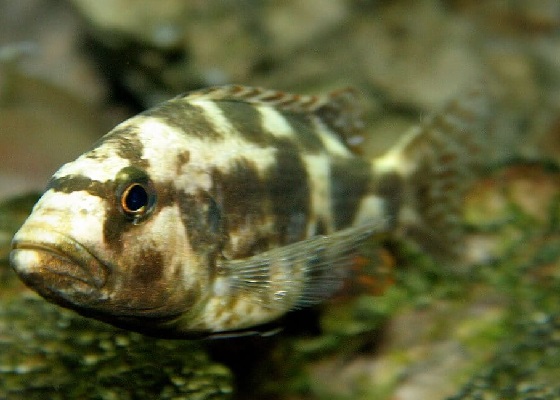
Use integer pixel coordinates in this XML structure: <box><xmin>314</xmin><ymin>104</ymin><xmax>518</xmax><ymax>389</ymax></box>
<box><xmin>182</xmin><ymin>85</ymin><xmax>365</xmax><ymax>150</ymax></box>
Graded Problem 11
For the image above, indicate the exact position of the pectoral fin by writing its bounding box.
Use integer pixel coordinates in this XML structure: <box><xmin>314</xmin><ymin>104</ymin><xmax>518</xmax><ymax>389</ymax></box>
<box><xmin>218</xmin><ymin>219</ymin><xmax>389</xmax><ymax>312</ymax></box>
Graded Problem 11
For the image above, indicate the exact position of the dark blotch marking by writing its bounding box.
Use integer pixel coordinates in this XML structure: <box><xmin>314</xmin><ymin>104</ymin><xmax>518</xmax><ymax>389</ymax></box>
<box><xmin>48</xmin><ymin>175</ymin><xmax>112</xmax><ymax>198</ymax></box>
<box><xmin>205</xmin><ymin>158</ymin><xmax>269</xmax><ymax>257</ymax></box>
<box><xmin>143</xmin><ymin>99</ymin><xmax>221</xmax><ymax>140</ymax></box>
<box><xmin>175</xmin><ymin>150</ymin><xmax>191</xmax><ymax>174</ymax></box>
<box><xmin>152</xmin><ymin>180</ymin><xmax>176</xmax><ymax>210</ymax></box>
<box><xmin>103</xmin><ymin>200</ymin><xmax>133</xmax><ymax>252</ymax></box>
<box><xmin>133</xmin><ymin>247</ymin><xmax>165</xmax><ymax>286</ymax></box>
<box><xmin>218</xmin><ymin>101</ymin><xmax>273</xmax><ymax>147</ymax></box>
<box><xmin>267</xmin><ymin>140</ymin><xmax>311</xmax><ymax>244</ymax></box>
<box><xmin>315</xmin><ymin>218</ymin><xmax>328</xmax><ymax>235</ymax></box>
<box><xmin>376</xmin><ymin>172</ymin><xmax>403</xmax><ymax>229</ymax></box>
<box><xmin>280</xmin><ymin>112</ymin><xmax>324</xmax><ymax>153</ymax></box>
<box><xmin>179</xmin><ymin>191</ymin><xmax>226</xmax><ymax>259</ymax></box>
<box><xmin>88</xmin><ymin>126</ymin><xmax>149</xmax><ymax>170</ymax></box>
<box><xmin>330</xmin><ymin>157</ymin><xmax>371</xmax><ymax>229</ymax></box>
<box><xmin>211</xmin><ymin>158</ymin><xmax>265</xmax><ymax>233</ymax></box>
<box><xmin>182</xmin><ymin>144</ymin><xmax>310</xmax><ymax>259</ymax></box>
<box><xmin>47</xmin><ymin>174</ymin><xmax>129</xmax><ymax>251</ymax></box>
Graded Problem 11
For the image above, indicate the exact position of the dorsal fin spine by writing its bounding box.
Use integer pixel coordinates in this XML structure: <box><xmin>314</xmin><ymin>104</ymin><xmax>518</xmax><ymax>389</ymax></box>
<box><xmin>181</xmin><ymin>84</ymin><xmax>364</xmax><ymax>150</ymax></box>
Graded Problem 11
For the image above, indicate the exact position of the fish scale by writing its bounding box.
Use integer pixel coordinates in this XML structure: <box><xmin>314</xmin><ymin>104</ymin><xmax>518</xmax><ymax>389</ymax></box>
<box><xmin>10</xmin><ymin>84</ymin><xmax>492</xmax><ymax>338</ymax></box>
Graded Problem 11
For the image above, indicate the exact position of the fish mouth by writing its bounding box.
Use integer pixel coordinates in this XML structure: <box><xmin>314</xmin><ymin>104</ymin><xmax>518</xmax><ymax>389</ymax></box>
<box><xmin>10</xmin><ymin>227</ymin><xmax>109</xmax><ymax>306</ymax></box>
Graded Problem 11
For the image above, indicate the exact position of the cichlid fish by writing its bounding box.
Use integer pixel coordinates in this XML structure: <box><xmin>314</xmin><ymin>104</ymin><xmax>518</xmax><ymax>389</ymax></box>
<box><xmin>10</xmin><ymin>85</ymin><xmax>492</xmax><ymax>338</ymax></box>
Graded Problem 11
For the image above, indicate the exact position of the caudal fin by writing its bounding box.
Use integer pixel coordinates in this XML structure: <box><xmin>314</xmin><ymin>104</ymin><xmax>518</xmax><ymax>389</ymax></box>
<box><xmin>374</xmin><ymin>86</ymin><xmax>496</xmax><ymax>261</ymax></box>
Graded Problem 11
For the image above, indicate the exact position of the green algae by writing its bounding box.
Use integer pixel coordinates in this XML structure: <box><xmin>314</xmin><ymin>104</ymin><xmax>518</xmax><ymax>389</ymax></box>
<box><xmin>248</xmin><ymin>163</ymin><xmax>560</xmax><ymax>400</ymax></box>
<box><xmin>0</xmin><ymin>195</ymin><xmax>233</xmax><ymax>400</ymax></box>
<box><xmin>0</xmin><ymin>290</ymin><xmax>233</xmax><ymax>400</ymax></box>
<box><xmin>447</xmin><ymin>170</ymin><xmax>560</xmax><ymax>399</ymax></box>
<box><xmin>2</xmin><ymin>163</ymin><xmax>560</xmax><ymax>400</ymax></box>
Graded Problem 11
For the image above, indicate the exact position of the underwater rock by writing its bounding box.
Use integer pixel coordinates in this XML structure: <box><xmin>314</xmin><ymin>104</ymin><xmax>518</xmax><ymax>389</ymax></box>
<box><xmin>2</xmin><ymin>1</ymin><xmax>560</xmax><ymax>398</ymax></box>
<box><xmin>448</xmin><ymin>312</ymin><xmax>560</xmax><ymax>400</ymax></box>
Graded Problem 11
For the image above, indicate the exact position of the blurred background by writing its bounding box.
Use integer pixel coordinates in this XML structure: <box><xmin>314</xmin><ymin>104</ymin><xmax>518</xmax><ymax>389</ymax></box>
<box><xmin>1</xmin><ymin>0</ymin><xmax>559</xmax><ymax>197</ymax></box>
<box><xmin>1</xmin><ymin>1</ymin><xmax>560</xmax><ymax>399</ymax></box>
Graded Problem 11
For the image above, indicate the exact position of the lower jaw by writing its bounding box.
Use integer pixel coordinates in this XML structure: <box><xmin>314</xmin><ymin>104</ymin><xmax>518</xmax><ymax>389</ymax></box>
<box><xmin>11</xmin><ymin>249</ymin><xmax>102</xmax><ymax>306</ymax></box>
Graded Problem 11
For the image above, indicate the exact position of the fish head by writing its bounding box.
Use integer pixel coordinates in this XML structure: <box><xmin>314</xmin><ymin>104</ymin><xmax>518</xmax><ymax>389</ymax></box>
<box><xmin>10</xmin><ymin>128</ymin><xmax>204</xmax><ymax>334</ymax></box>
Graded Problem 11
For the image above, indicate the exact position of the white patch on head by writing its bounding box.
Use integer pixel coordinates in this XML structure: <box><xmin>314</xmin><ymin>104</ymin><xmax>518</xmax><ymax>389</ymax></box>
<box><xmin>12</xmin><ymin>189</ymin><xmax>109</xmax><ymax>285</ymax></box>
<box><xmin>67</xmin><ymin>193</ymin><xmax>107</xmax><ymax>244</ymax></box>
<box><xmin>135</xmin><ymin>117</ymin><xmax>187</xmax><ymax>181</ymax></box>
<box><xmin>132</xmin><ymin>110</ymin><xmax>279</xmax><ymax>196</ymax></box>
<box><xmin>27</xmin><ymin>190</ymin><xmax>108</xmax><ymax>246</ymax></box>
<box><xmin>53</xmin><ymin>142</ymin><xmax>130</xmax><ymax>183</ymax></box>
<box><xmin>257</xmin><ymin>106</ymin><xmax>295</xmax><ymax>139</ymax></box>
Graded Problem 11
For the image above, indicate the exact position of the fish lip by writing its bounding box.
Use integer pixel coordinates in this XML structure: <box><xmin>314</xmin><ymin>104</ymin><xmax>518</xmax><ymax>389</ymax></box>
<box><xmin>10</xmin><ymin>227</ymin><xmax>109</xmax><ymax>289</ymax></box>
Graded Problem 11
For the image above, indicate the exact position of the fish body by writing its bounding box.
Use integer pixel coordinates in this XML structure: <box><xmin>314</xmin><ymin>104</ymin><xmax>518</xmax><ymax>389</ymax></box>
<box><xmin>10</xmin><ymin>85</ymin><xmax>492</xmax><ymax>338</ymax></box>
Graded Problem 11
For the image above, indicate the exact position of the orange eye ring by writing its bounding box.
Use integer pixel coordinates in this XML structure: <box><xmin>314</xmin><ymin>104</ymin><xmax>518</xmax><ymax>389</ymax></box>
<box><xmin>115</xmin><ymin>166</ymin><xmax>156</xmax><ymax>222</ymax></box>
<box><xmin>120</xmin><ymin>183</ymin><xmax>149</xmax><ymax>215</ymax></box>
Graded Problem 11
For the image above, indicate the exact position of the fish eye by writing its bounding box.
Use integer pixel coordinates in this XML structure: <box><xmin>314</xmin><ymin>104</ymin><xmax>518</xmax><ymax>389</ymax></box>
<box><xmin>121</xmin><ymin>183</ymin><xmax>149</xmax><ymax>214</ymax></box>
<box><xmin>116</xmin><ymin>167</ymin><xmax>157</xmax><ymax>221</ymax></box>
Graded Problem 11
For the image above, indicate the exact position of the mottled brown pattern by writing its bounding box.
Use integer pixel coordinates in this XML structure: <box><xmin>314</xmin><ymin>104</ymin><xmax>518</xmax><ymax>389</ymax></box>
<box><xmin>10</xmin><ymin>84</ymin><xmax>497</xmax><ymax>338</ymax></box>
<box><xmin>143</xmin><ymin>99</ymin><xmax>221</xmax><ymax>140</ymax></box>
<box><xmin>49</xmin><ymin>167</ymin><xmax>178</xmax><ymax>254</ymax></box>
<box><xmin>152</xmin><ymin>179</ymin><xmax>177</xmax><ymax>209</ymax></box>
<box><xmin>217</xmin><ymin>101</ymin><xmax>273</xmax><ymax>147</ymax></box>
<box><xmin>132</xmin><ymin>247</ymin><xmax>165</xmax><ymax>285</ymax></box>
<box><xmin>279</xmin><ymin>112</ymin><xmax>324</xmax><ymax>152</ymax></box>
<box><xmin>178</xmin><ymin>190</ymin><xmax>225</xmax><ymax>259</ymax></box>
<box><xmin>47</xmin><ymin>174</ymin><xmax>113</xmax><ymax>198</ymax></box>
<box><xmin>375</xmin><ymin>171</ymin><xmax>404</xmax><ymax>229</ymax></box>
<box><xmin>313</xmin><ymin>88</ymin><xmax>363</xmax><ymax>147</ymax></box>
<box><xmin>330</xmin><ymin>156</ymin><xmax>371</xmax><ymax>229</ymax></box>
<box><xmin>46</xmin><ymin>173</ymin><xmax>128</xmax><ymax>252</ymax></box>
<box><xmin>209</xmin><ymin>158</ymin><xmax>267</xmax><ymax>257</ymax></box>
<box><xmin>208</xmin><ymin>144</ymin><xmax>311</xmax><ymax>255</ymax></box>
<box><xmin>175</xmin><ymin>150</ymin><xmax>191</xmax><ymax>174</ymax></box>
<box><xmin>89</xmin><ymin>126</ymin><xmax>149</xmax><ymax>170</ymax></box>
<box><xmin>266</xmin><ymin>139</ymin><xmax>311</xmax><ymax>244</ymax></box>
<box><xmin>211</xmin><ymin>158</ymin><xmax>264</xmax><ymax>230</ymax></box>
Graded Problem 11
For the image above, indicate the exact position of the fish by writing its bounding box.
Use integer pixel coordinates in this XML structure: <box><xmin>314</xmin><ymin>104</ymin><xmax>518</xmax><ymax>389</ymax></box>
<box><xmin>9</xmin><ymin>84</ymin><xmax>493</xmax><ymax>338</ymax></box>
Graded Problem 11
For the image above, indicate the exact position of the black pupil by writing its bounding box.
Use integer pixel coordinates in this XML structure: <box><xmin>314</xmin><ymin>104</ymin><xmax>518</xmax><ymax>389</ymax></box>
<box><xmin>125</xmin><ymin>184</ymin><xmax>148</xmax><ymax>212</ymax></box>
